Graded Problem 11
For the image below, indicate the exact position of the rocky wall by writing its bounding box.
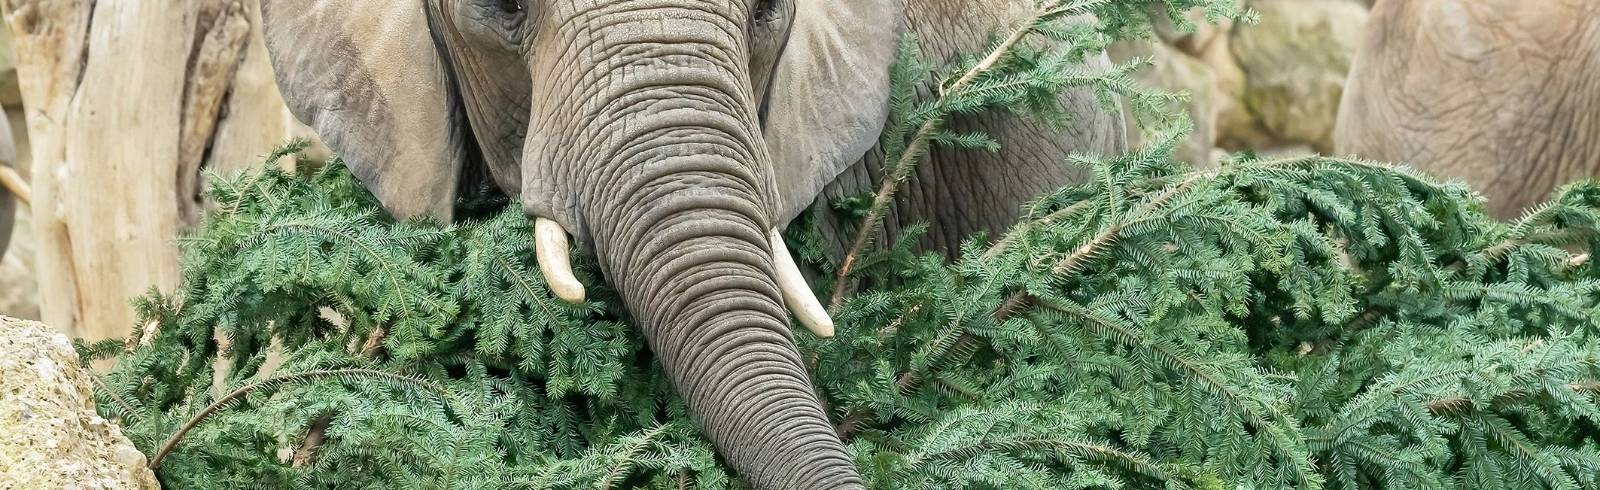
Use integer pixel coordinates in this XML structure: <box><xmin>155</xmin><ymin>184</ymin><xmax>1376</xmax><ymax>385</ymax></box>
<box><xmin>1112</xmin><ymin>0</ymin><xmax>1370</xmax><ymax>165</ymax></box>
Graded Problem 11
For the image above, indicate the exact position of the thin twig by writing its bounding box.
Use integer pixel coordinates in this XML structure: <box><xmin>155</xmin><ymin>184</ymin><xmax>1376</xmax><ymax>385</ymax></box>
<box><xmin>989</xmin><ymin>166</ymin><xmax>1217</xmax><ymax>313</ymax></box>
<box><xmin>1426</xmin><ymin>381</ymin><xmax>1600</xmax><ymax>414</ymax></box>
<box><xmin>90</xmin><ymin>374</ymin><xmax>139</xmax><ymax>419</ymax></box>
<box><xmin>830</xmin><ymin>0</ymin><xmax>1075</xmax><ymax>308</ymax></box>
<box><xmin>291</xmin><ymin>414</ymin><xmax>333</xmax><ymax>468</ymax></box>
<box><xmin>1478</xmin><ymin>229</ymin><xmax>1593</xmax><ymax>264</ymax></box>
<box><xmin>830</xmin><ymin>120</ymin><xmax>938</xmax><ymax>307</ymax></box>
<box><xmin>982</xmin><ymin>199</ymin><xmax>1096</xmax><ymax>260</ymax></box>
<box><xmin>878</xmin><ymin>303</ymin><xmax>924</xmax><ymax>338</ymax></box>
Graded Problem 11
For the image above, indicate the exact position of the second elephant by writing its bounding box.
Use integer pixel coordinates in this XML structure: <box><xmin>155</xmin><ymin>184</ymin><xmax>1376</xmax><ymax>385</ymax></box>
<box><xmin>258</xmin><ymin>0</ymin><xmax>1123</xmax><ymax>488</ymax></box>
<box><xmin>1335</xmin><ymin>0</ymin><xmax>1600</xmax><ymax>219</ymax></box>
<box><xmin>805</xmin><ymin>2</ymin><xmax>1125</xmax><ymax>257</ymax></box>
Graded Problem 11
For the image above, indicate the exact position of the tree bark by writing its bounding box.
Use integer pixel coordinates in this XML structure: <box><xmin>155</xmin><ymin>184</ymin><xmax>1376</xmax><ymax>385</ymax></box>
<box><xmin>2</xmin><ymin>0</ymin><xmax>318</xmax><ymax>341</ymax></box>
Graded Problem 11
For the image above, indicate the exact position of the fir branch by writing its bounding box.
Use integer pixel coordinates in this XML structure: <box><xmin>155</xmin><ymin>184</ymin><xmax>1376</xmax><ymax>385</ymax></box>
<box><xmin>90</xmin><ymin>374</ymin><xmax>139</xmax><ymax>421</ymax></box>
<box><xmin>1034</xmin><ymin>298</ymin><xmax>1315</xmax><ymax>485</ymax></box>
<box><xmin>990</xmin><ymin>161</ymin><xmax>1226</xmax><ymax>323</ymax></box>
<box><xmin>89</xmin><ymin>3</ymin><xmax>1600</xmax><ymax>488</ymax></box>
<box><xmin>922</xmin><ymin>436</ymin><xmax>1169</xmax><ymax>481</ymax></box>
<box><xmin>254</xmin><ymin>219</ymin><xmax>450</xmax><ymax>329</ymax></box>
<box><xmin>149</xmin><ymin>369</ymin><xmax>450</xmax><ymax>469</ymax></box>
<box><xmin>982</xmin><ymin>198</ymin><xmax>1096</xmax><ymax>259</ymax></box>
<box><xmin>831</xmin><ymin>0</ymin><xmax>1110</xmax><ymax>307</ymax></box>
<box><xmin>1426</xmin><ymin>380</ymin><xmax>1600</xmax><ymax>415</ymax></box>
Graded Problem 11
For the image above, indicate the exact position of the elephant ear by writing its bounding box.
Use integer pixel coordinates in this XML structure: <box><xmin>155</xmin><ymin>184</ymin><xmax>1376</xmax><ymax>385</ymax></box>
<box><xmin>763</xmin><ymin>0</ymin><xmax>903</xmax><ymax>225</ymax></box>
<box><xmin>260</xmin><ymin>0</ymin><xmax>466</xmax><ymax>221</ymax></box>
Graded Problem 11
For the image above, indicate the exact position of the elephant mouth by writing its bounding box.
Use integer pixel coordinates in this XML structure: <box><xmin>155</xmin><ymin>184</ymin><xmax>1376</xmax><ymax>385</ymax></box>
<box><xmin>530</xmin><ymin>216</ymin><xmax>834</xmax><ymax>338</ymax></box>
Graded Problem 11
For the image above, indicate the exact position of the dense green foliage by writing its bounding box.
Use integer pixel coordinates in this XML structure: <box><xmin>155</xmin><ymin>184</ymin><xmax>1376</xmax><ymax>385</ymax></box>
<box><xmin>80</xmin><ymin>1</ymin><xmax>1600</xmax><ymax>488</ymax></box>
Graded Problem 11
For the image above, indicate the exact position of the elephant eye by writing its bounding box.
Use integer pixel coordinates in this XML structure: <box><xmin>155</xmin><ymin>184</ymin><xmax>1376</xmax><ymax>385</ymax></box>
<box><xmin>752</xmin><ymin>0</ymin><xmax>780</xmax><ymax>24</ymax></box>
<box><xmin>497</xmin><ymin>0</ymin><xmax>522</xmax><ymax>14</ymax></box>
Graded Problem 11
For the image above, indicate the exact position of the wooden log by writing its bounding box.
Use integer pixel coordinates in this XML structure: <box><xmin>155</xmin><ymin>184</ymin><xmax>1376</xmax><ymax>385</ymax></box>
<box><xmin>1</xmin><ymin>0</ymin><xmax>318</xmax><ymax>341</ymax></box>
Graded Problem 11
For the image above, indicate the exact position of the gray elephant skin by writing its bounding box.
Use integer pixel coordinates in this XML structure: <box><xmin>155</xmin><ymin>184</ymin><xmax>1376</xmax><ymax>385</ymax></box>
<box><xmin>0</xmin><ymin>114</ymin><xmax>18</xmax><ymax>258</ymax></box>
<box><xmin>1335</xmin><ymin>0</ymin><xmax>1600</xmax><ymax>219</ymax></box>
<box><xmin>258</xmin><ymin>0</ymin><xmax>1123</xmax><ymax>488</ymax></box>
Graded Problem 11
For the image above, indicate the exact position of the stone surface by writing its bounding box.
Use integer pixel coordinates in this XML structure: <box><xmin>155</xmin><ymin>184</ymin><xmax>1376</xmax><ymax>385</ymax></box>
<box><xmin>1202</xmin><ymin>22</ymin><xmax>1274</xmax><ymax>151</ymax></box>
<box><xmin>1228</xmin><ymin>0</ymin><xmax>1368</xmax><ymax>152</ymax></box>
<box><xmin>1120</xmin><ymin>1</ymin><xmax>1372</xmax><ymax>159</ymax></box>
<box><xmin>0</xmin><ymin>316</ymin><xmax>159</xmax><ymax>489</ymax></box>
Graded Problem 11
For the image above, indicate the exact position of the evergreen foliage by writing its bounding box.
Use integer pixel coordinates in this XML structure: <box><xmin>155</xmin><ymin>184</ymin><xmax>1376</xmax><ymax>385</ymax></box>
<box><xmin>80</xmin><ymin>1</ymin><xmax>1600</xmax><ymax>488</ymax></box>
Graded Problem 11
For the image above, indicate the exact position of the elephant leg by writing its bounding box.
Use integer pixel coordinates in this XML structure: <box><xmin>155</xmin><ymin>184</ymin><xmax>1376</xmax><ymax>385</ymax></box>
<box><xmin>0</xmin><ymin>185</ymin><xmax>12</xmax><ymax>258</ymax></box>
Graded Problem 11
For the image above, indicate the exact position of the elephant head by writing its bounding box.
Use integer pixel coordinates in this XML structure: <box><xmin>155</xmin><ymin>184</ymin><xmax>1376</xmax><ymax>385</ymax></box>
<box><xmin>259</xmin><ymin>0</ymin><xmax>902</xmax><ymax>487</ymax></box>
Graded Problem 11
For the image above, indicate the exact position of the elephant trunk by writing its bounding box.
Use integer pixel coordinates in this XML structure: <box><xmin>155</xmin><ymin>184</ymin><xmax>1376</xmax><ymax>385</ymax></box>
<box><xmin>596</xmin><ymin>188</ymin><xmax>859</xmax><ymax>489</ymax></box>
<box><xmin>518</xmin><ymin>7</ymin><xmax>861</xmax><ymax>486</ymax></box>
<box><xmin>530</xmin><ymin>133</ymin><xmax>859</xmax><ymax>488</ymax></box>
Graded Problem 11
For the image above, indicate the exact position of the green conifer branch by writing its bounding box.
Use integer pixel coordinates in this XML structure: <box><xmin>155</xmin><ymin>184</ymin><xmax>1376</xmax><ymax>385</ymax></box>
<box><xmin>149</xmin><ymin>369</ymin><xmax>449</xmax><ymax>469</ymax></box>
<box><xmin>831</xmin><ymin>0</ymin><xmax>1113</xmax><ymax>307</ymax></box>
<box><xmin>82</xmin><ymin>3</ymin><xmax>1600</xmax><ymax>488</ymax></box>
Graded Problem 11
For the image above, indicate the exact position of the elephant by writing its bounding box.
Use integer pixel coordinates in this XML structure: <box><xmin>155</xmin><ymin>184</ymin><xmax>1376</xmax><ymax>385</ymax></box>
<box><xmin>258</xmin><ymin>0</ymin><xmax>1123</xmax><ymax>488</ymax></box>
<box><xmin>1334</xmin><ymin>0</ymin><xmax>1600</xmax><ymax>219</ymax></box>
<box><xmin>0</xmin><ymin>114</ymin><xmax>18</xmax><ymax>258</ymax></box>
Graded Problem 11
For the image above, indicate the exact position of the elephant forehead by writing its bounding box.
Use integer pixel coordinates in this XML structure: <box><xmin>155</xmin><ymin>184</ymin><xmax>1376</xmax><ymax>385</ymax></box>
<box><xmin>547</xmin><ymin>0</ymin><xmax>753</xmax><ymax>20</ymax></box>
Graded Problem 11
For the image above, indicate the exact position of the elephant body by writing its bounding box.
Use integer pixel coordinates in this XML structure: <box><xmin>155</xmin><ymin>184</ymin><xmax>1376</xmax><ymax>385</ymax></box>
<box><xmin>1335</xmin><ymin>0</ymin><xmax>1600</xmax><ymax>218</ymax></box>
<box><xmin>0</xmin><ymin>114</ymin><xmax>18</xmax><ymax>257</ymax></box>
<box><xmin>812</xmin><ymin>0</ymin><xmax>1125</xmax><ymax>256</ymax></box>
<box><xmin>259</xmin><ymin>1</ymin><xmax>1121</xmax><ymax>487</ymax></box>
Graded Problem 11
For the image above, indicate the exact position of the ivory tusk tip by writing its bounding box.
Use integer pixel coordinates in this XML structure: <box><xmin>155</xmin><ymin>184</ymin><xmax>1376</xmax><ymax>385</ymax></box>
<box><xmin>535</xmin><ymin>218</ymin><xmax>587</xmax><ymax>304</ymax></box>
<box><xmin>550</xmin><ymin>281</ymin><xmax>587</xmax><ymax>304</ymax></box>
<box><xmin>804</xmin><ymin>317</ymin><xmax>836</xmax><ymax>338</ymax></box>
<box><xmin>768</xmin><ymin>228</ymin><xmax>836</xmax><ymax>339</ymax></box>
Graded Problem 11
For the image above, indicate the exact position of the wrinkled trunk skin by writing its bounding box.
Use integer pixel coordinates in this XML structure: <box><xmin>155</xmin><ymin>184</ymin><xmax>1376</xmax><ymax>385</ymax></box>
<box><xmin>598</xmin><ymin>188</ymin><xmax>859</xmax><ymax>489</ymax></box>
<box><xmin>519</xmin><ymin>3</ymin><xmax>861</xmax><ymax>488</ymax></box>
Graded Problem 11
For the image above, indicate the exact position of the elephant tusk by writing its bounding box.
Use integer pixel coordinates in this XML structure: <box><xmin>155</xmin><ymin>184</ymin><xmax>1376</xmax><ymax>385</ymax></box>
<box><xmin>768</xmin><ymin>228</ymin><xmax>835</xmax><ymax>338</ymax></box>
<box><xmin>535</xmin><ymin>218</ymin><xmax>587</xmax><ymax>304</ymax></box>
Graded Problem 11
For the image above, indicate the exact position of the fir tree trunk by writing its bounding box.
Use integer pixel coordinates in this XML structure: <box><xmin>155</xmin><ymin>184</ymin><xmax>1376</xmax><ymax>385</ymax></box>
<box><xmin>1</xmin><ymin>0</ymin><xmax>319</xmax><ymax>341</ymax></box>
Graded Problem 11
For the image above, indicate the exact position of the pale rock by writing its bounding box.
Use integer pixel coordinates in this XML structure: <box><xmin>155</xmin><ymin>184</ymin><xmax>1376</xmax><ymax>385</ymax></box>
<box><xmin>1228</xmin><ymin>0</ymin><xmax>1368</xmax><ymax>152</ymax></box>
<box><xmin>1200</xmin><ymin>25</ymin><xmax>1276</xmax><ymax>152</ymax></box>
<box><xmin>0</xmin><ymin>317</ymin><xmax>159</xmax><ymax>489</ymax></box>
